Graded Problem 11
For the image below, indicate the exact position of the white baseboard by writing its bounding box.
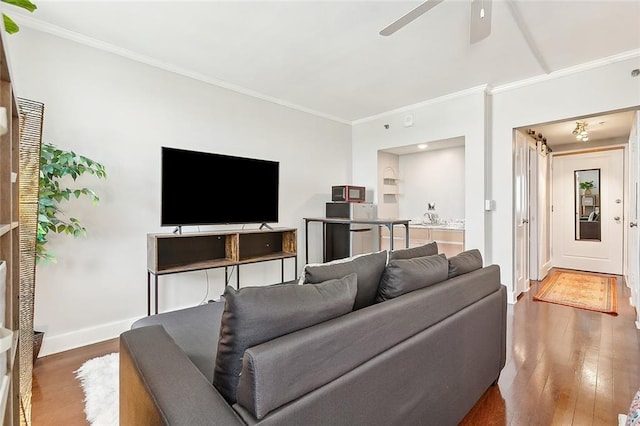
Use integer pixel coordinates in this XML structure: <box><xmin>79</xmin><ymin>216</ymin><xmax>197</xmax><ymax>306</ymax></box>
<box><xmin>37</xmin><ymin>316</ymin><xmax>140</xmax><ymax>357</ymax></box>
<box><xmin>540</xmin><ymin>261</ymin><xmax>552</xmax><ymax>281</ymax></box>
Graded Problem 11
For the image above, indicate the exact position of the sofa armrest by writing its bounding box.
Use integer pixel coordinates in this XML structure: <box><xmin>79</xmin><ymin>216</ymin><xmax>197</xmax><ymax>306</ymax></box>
<box><xmin>120</xmin><ymin>325</ymin><xmax>244</xmax><ymax>426</ymax></box>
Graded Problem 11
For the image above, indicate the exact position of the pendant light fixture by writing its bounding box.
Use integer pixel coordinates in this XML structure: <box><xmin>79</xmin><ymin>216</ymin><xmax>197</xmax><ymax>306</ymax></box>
<box><xmin>572</xmin><ymin>121</ymin><xmax>589</xmax><ymax>142</ymax></box>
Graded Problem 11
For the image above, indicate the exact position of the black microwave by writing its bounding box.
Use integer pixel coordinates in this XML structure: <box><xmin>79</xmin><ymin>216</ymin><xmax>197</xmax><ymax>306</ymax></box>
<box><xmin>331</xmin><ymin>185</ymin><xmax>366</xmax><ymax>203</ymax></box>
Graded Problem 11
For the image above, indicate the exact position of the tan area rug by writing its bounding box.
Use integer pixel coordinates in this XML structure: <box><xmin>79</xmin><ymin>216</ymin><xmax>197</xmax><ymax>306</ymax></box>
<box><xmin>533</xmin><ymin>270</ymin><xmax>618</xmax><ymax>316</ymax></box>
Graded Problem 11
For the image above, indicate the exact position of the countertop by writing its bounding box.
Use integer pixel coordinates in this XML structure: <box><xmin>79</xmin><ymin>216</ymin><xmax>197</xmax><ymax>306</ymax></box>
<box><xmin>408</xmin><ymin>221</ymin><xmax>465</xmax><ymax>231</ymax></box>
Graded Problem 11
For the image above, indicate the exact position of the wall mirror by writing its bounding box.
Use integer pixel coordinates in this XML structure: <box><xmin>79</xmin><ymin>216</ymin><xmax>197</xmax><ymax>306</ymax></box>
<box><xmin>575</xmin><ymin>168</ymin><xmax>600</xmax><ymax>241</ymax></box>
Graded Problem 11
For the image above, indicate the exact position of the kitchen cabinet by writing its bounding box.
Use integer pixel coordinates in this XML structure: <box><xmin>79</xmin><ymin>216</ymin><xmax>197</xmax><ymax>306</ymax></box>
<box><xmin>380</xmin><ymin>225</ymin><xmax>464</xmax><ymax>258</ymax></box>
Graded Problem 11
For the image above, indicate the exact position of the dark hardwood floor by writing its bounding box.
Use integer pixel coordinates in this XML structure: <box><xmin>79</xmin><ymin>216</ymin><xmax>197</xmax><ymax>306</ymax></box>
<box><xmin>462</xmin><ymin>270</ymin><xmax>640</xmax><ymax>425</ymax></box>
<box><xmin>32</xmin><ymin>338</ymin><xmax>119</xmax><ymax>426</ymax></box>
<box><xmin>31</xmin><ymin>271</ymin><xmax>640</xmax><ymax>426</ymax></box>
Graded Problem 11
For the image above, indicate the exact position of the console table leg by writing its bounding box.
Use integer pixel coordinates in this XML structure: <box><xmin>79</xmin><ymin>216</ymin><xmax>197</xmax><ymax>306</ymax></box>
<box><xmin>154</xmin><ymin>274</ymin><xmax>159</xmax><ymax>315</ymax></box>
<box><xmin>236</xmin><ymin>267</ymin><xmax>240</xmax><ymax>290</ymax></box>
<box><xmin>404</xmin><ymin>224</ymin><xmax>410</xmax><ymax>248</ymax></box>
<box><xmin>147</xmin><ymin>272</ymin><xmax>151</xmax><ymax>316</ymax></box>
<box><xmin>305</xmin><ymin>219</ymin><xmax>309</xmax><ymax>265</ymax></box>
<box><xmin>322</xmin><ymin>223</ymin><xmax>326</xmax><ymax>262</ymax></box>
<box><xmin>281</xmin><ymin>259</ymin><xmax>284</xmax><ymax>282</ymax></box>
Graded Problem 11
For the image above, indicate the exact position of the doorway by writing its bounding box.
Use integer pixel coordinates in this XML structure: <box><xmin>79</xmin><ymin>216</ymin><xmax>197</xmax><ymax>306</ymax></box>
<box><xmin>514</xmin><ymin>108</ymin><xmax>636</xmax><ymax>298</ymax></box>
<box><xmin>551</xmin><ymin>149</ymin><xmax>624</xmax><ymax>274</ymax></box>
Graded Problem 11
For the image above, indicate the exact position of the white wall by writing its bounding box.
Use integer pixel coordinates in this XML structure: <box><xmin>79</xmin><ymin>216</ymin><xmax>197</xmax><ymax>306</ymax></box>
<box><xmin>7</xmin><ymin>28</ymin><xmax>352</xmax><ymax>355</ymax></box>
<box><xmin>398</xmin><ymin>146</ymin><xmax>465</xmax><ymax>222</ymax></box>
<box><xmin>7</xmin><ymin>27</ymin><xmax>640</xmax><ymax>353</ymax></box>
<box><xmin>491</xmin><ymin>56</ymin><xmax>640</xmax><ymax>302</ymax></box>
<box><xmin>352</xmin><ymin>89</ymin><xmax>487</xmax><ymax>257</ymax></box>
<box><xmin>353</xmin><ymin>56</ymin><xmax>640</xmax><ymax>304</ymax></box>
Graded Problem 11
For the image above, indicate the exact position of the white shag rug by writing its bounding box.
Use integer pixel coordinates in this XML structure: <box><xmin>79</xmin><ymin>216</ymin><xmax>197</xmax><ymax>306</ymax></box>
<box><xmin>75</xmin><ymin>352</ymin><xmax>119</xmax><ymax>426</ymax></box>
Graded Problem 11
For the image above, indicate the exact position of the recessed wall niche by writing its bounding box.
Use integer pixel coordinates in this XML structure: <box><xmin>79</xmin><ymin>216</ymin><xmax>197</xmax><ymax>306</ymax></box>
<box><xmin>377</xmin><ymin>137</ymin><xmax>465</xmax><ymax>222</ymax></box>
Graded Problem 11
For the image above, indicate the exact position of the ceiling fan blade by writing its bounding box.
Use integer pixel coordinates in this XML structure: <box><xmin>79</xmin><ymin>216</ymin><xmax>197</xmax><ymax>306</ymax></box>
<box><xmin>470</xmin><ymin>0</ymin><xmax>492</xmax><ymax>43</ymax></box>
<box><xmin>379</xmin><ymin>0</ymin><xmax>446</xmax><ymax>36</ymax></box>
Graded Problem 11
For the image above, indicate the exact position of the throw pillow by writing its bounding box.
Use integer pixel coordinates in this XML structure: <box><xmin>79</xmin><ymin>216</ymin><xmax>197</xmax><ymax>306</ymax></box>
<box><xmin>376</xmin><ymin>253</ymin><xmax>448</xmax><ymax>302</ymax></box>
<box><xmin>297</xmin><ymin>251</ymin><xmax>379</xmax><ymax>285</ymax></box>
<box><xmin>447</xmin><ymin>249</ymin><xmax>483</xmax><ymax>278</ymax></box>
<box><xmin>389</xmin><ymin>241</ymin><xmax>438</xmax><ymax>261</ymax></box>
<box><xmin>213</xmin><ymin>274</ymin><xmax>357</xmax><ymax>404</ymax></box>
<box><xmin>302</xmin><ymin>250</ymin><xmax>387</xmax><ymax>310</ymax></box>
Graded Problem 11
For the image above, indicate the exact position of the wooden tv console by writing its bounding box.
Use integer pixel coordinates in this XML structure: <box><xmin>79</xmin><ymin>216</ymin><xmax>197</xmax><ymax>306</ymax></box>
<box><xmin>146</xmin><ymin>227</ymin><xmax>297</xmax><ymax>315</ymax></box>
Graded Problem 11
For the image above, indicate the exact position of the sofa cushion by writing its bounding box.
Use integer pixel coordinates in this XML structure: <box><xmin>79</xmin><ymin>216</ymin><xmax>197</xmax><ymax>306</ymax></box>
<box><xmin>389</xmin><ymin>241</ymin><xmax>438</xmax><ymax>261</ymax></box>
<box><xmin>376</xmin><ymin>253</ymin><xmax>448</xmax><ymax>302</ymax></box>
<box><xmin>213</xmin><ymin>273</ymin><xmax>357</xmax><ymax>404</ymax></box>
<box><xmin>302</xmin><ymin>250</ymin><xmax>387</xmax><ymax>310</ymax></box>
<box><xmin>448</xmin><ymin>249</ymin><xmax>483</xmax><ymax>278</ymax></box>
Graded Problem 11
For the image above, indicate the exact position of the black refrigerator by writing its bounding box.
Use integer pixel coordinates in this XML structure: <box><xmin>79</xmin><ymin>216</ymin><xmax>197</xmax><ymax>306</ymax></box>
<box><xmin>325</xmin><ymin>202</ymin><xmax>378</xmax><ymax>262</ymax></box>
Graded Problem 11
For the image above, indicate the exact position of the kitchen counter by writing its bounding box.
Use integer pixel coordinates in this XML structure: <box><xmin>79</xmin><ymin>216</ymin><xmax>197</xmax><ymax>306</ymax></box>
<box><xmin>380</xmin><ymin>222</ymin><xmax>465</xmax><ymax>257</ymax></box>
<box><xmin>408</xmin><ymin>222</ymin><xmax>465</xmax><ymax>230</ymax></box>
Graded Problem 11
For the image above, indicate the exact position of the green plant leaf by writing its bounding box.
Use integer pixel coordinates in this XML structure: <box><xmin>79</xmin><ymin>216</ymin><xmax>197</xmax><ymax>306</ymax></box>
<box><xmin>2</xmin><ymin>0</ymin><xmax>37</xmax><ymax>13</ymax></box>
<box><xmin>2</xmin><ymin>13</ymin><xmax>18</xmax><ymax>34</ymax></box>
<box><xmin>36</xmin><ymin>142</ymin><xmax>106</xmax><ymax>263</ymax></box>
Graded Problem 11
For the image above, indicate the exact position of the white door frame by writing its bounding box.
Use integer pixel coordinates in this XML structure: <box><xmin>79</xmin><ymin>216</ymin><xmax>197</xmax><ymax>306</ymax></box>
<box><xmin>626</xmin><ymin>111</ymin><xmax>639</xmax><ymax>327</ymax></box>
<box><xmin>551</xmin><ymin>147</ymin><xmax>625</xmax><ymax>274</ymax></box>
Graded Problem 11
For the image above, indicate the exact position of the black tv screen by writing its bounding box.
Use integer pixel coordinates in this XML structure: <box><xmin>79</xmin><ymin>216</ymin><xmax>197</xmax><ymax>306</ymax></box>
<box><xmin>161</xmin><ymin>147</ymin><xmax>279</xmax><ymax>226</ymax></box>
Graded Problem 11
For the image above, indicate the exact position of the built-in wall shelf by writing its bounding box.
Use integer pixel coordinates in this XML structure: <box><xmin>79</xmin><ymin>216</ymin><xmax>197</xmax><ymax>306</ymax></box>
<box><xmin>146</xmin><ymin>228</ymin><xmax>298</xmax><ymax>315</ymax></box>
<box><xmin>381</xmin><ymin>168</ymin><xmax>401</xmax><ymax>199</ymax></box>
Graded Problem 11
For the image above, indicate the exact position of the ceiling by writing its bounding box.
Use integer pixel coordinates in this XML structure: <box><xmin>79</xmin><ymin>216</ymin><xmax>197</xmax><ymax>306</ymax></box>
<box><xmin>4</xmin><ymin>0</ymin><xmax>640</xmax><ymax>128</ymax></box>
<box><xmin>524</xmin><ymin>109</ymin><xmax>637</xmax><ymax>151</ymax></box>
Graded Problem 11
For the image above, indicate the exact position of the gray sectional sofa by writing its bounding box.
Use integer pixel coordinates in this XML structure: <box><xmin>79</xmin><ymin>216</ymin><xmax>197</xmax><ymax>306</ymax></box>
<box><xmin>120</xmin><ymin>243</ymin><xmax>507</xmax><ymax>425</ymax></box>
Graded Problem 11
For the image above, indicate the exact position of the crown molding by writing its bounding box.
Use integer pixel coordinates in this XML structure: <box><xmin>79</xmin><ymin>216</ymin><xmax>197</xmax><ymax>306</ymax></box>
<box><xmin>10</xmin><ymin>13</ymin><xmax>640</xmax><ymax>127</ymax></box>
<box><xmin>490</xmin><ymin>49</ymin><xmax>640</xmax><ymax>95</ymax></box>
<box><xmin>352</xmin><ymin>85</ymin><xmax>489</xmax><ymax>125</ymax></box>
<box><xmin>12</xmin><ymin>14</ymin><xmax>351</xmax><ymax>125</ymax></box>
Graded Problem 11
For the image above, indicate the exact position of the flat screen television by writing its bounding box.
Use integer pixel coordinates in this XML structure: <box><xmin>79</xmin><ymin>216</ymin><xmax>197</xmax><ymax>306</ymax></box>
<box><xmin>161</xmin><ymin>147</ymin><xmax>279</xmax><ymax>227</ymax></box>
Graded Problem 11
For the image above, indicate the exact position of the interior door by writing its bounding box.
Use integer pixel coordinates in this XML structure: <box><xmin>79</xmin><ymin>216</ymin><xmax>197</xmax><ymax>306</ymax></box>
<box><xmin>514</xmin><ymin>131</ymin><xmax>530</xmax><ymax>296</ymax></box>
<box><xmin>551</xmin><ymin>148</ymin><xmax>624</xmax><ymax>274</ymax></box>
<box><xmin>528</xmin><ymin>143</ymin><xmax>539</xmax><ymax>280</ymax></box>
<box><xmin>627</xmin><ymin>111</ymin><xmax>639</xmax><ymax>320</ymax></box>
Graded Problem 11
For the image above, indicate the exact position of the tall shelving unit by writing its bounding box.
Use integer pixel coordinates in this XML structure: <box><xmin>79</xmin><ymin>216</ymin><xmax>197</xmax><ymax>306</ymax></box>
<box><xmin>0</xmin><ymin>29</ymin><xmax>20</xmax><ymax>426</ymax></box>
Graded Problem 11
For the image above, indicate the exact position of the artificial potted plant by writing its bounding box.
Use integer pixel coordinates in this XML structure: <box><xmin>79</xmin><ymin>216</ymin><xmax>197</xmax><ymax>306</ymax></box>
<box><xmin>34</xmin><ymin>142</ymin><xmax>107</xmax><ymax>362</ymax></box>
<box><xmin>580</xmin><ymin>180</ymin><xmax>594</xmax><ymax>196</ymax></box>
<box><xmin>2</xmin><ymin>0</ymin><xmax>38</xmax><ymax>34</ymax></box>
